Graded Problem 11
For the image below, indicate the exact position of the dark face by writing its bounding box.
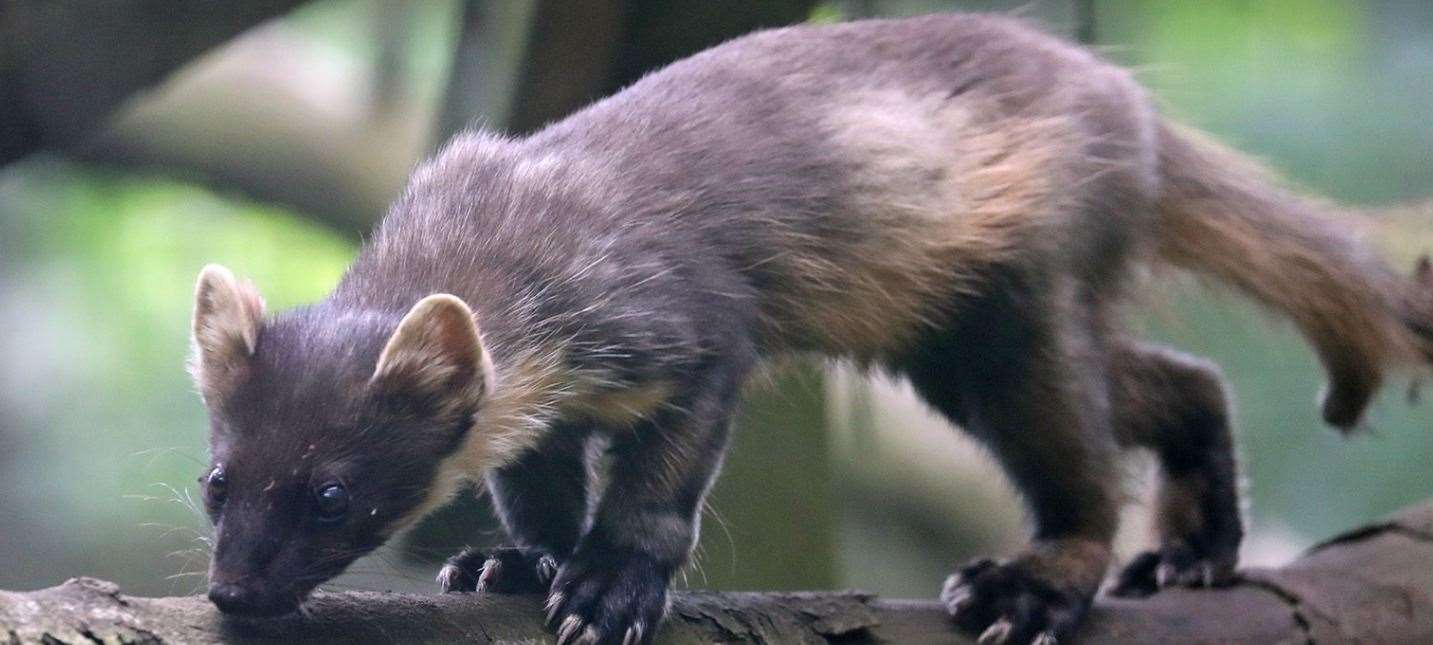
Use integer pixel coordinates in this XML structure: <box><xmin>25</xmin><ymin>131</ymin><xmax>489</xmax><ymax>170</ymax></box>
<box><xmin>198</xmin><ymin>307</ymin><xmax>476</xmax><ymax>617</ymax></box>
<box><xmin>200</xmin><ymin>451</ymin><xmax>391</xmax><ymax>617</ymax></box>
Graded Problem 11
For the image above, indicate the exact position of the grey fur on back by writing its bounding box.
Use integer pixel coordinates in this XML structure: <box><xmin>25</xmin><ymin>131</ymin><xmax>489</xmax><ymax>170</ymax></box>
<box><xmin>336</xmin><ymin>14</ymin><xmax>1161</xmax><ymax>371</ymax></box>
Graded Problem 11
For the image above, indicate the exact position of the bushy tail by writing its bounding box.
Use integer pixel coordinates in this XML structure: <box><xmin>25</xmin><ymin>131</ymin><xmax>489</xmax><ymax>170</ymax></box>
<box><xmin>1152</xmin><ymin>122</ymin><xmax>1433</xmax><ymax>429</ymax></box>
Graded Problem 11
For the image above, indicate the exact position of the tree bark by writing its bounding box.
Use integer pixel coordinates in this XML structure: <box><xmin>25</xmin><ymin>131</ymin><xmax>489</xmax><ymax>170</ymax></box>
<box><xmin>5</xmin><ymin>500</ymin><xmax>1433</xmax><ymax>643</ymax></box>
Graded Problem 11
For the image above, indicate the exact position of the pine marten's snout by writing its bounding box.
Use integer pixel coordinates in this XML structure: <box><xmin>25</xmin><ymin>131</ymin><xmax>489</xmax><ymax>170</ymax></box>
<box><xmin>207</xmin><ymin>580</ymin><xmax>300</xmax><ymax>617</ymax></box>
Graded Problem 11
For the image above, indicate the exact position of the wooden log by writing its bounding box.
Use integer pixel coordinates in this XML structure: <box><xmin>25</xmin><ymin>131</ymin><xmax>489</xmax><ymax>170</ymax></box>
<box><xmin>4</xmin><ymin>500</ymin><xmax>1432</xmax><ymax>643</ymax></box>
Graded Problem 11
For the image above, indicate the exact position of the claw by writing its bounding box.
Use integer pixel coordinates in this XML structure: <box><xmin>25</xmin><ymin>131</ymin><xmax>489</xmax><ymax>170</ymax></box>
<box><xmin>978</xmin><ymin>618</ymin><xmax>1012</xmax><ymax>645</ymax></box>
<box><xmin>475</xmin><ymin>557</ymin><xmax>501</xmax><ymax>593</ymax></box>
<box><xmin>545</xmin><ymin>592</ymin><xmax>566</xmax><ymax>625</ymax></box>
<box><xmin>942</xmin><ymin>573</ymin><xmax>963</xmax><ymax>596</ymax></box>
<box><xmin>945</xmin><ymin>588</ymin><xmax>974</xmax><ymax>615</ymax></box>
<box><xmin>622</xmin><ymin>621</ymin><xmax>645</xmax><ymax>645</ymax></box>
<box><xmin>435</xmin><ymin>564</ymin><xmax>465</xmax><ymax>593</ymax></box>
<box><xmin>575</xmin><ymin>625</ymin><xmax>601</xmax><ymax>645</ymax></box>
<box><xmin>1155</xmin><ymin>562</ymin><xmax>1176</xmax><ymax>588</ymax></box>
<box><xmin>1032</xmin><ymin>630</ymin><xmax>1058</xmax><ymax>645</ymax></box>
<box><xmin>556</xmin><ymin>615</ymin><xmax>584</xmax><ymax>645</ymax></box>
<box><xmin>1200</xmin><ymin>561</ymin><xmax>1215</xmax><ymax>587</ymax></box>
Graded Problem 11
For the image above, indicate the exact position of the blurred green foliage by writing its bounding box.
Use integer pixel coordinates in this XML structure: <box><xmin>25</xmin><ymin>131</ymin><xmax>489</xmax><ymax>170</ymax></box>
<box><xmin>0</xmin><ymin>163</ymin><xmax>352</xmax><ymax>593</ymax></box>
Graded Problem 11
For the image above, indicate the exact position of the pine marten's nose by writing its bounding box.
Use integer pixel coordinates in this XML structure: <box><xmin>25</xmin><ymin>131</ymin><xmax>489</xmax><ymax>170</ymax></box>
<box><xmin>208</xmin><ymin>582</ymin><xmax>253</xmax><ymax>612</ymax></box>
<box><xmin>208</xmin><ymin>582</ymin><xmax>287</xmax><ymax>616</ymax></box>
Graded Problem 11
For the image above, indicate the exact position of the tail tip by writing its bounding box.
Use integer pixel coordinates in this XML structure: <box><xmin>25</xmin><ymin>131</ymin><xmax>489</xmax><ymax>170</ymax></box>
<box><xmin>1320</xmin><ymin>381</ymin><xmax>1375</xmax><ymax>433</ymax></box>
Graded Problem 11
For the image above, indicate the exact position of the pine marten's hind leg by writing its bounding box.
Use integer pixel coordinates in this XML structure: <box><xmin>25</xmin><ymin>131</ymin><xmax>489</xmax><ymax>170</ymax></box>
<box><xmin>898</xmin><ymin>279</ymin><xmax>1122</xmax><ymax>645</ymax></box>
<box><xmin>439</xmin><ymin>427</ymin><xmax>590</xmax><ymax>595</ymax></box>
<box><xmin>1107</xmin><ymin>342</ymin><xmax>1243</xmax><ymax>596</ymax></box>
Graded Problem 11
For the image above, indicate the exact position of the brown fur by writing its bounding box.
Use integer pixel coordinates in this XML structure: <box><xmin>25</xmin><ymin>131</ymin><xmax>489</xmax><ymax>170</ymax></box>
<box><xmin>784</xmin><ymin>96</ymin><xmax>1091</xmax><ymax>361</ymax></box>
<box><xmin>564</xmin><ymin>382</ymin><xmax>674</xmax><ymax>426</ymax></box>
<box><xmin>1153</xmin><ymin>123</ymin><xmax>1424</xmax><ymax>428</ymax></box>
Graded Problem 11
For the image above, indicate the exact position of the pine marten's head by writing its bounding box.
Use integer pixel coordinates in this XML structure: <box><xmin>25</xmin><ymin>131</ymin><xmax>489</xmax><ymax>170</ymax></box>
<box><xmin>188</xmin><ymin>265</ymin><xmax>492</xmax><ymax>617</ymax></box>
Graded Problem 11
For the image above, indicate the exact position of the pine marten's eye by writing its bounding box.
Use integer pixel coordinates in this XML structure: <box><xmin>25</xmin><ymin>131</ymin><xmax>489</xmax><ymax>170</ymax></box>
<box><xmin>314</xmin><ymin>483</ymin><xmax>349</xmax><ymax>524</ymax></box>
<box><xmin>203</xmin><ymin>466</ymin><xmax>228</xmax><ymax>508</ymax></box>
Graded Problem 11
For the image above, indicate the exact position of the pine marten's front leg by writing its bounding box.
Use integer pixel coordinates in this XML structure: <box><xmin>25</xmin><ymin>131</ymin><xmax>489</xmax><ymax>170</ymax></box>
<box><xmin>439</xmin><ymin>427</ymin><xmax>590</xmax><ymax>595</ymax></box>
<box><xmin>543</xmin><ymin>369</ymin><xmax>746</xmax><ymax>645</ymax></box>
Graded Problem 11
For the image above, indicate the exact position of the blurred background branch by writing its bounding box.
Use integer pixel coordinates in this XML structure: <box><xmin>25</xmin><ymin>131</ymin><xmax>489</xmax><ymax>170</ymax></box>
<box><xmin>0</xmin><ymin>0</ymin><xmax>309</xmax><ymax>166</ymax></box>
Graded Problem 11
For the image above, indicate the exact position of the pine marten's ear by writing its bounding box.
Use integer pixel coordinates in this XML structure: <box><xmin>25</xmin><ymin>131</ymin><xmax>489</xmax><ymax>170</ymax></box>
<box><xmin>190</xmin><ymin>264</ymin><xmax>265</xmax><ymax>399</ymax></box>
<box><xmin>371</xmin><ymin>294</ymin><xmax>492</xmax><ymax>417</ymax></box>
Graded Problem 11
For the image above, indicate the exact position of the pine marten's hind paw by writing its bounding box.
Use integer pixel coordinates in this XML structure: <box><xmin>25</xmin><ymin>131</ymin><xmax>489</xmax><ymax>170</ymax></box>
<box><xmin>1108</xmin><ymin>543</ymin><xmax>1238</xmax><ymax>598</ymax></box>
<box><xmin>437</xmin><ymin>546</ymin><xmax>560</xmax><ymax>595</ymax></box>
<box><xmin>942</xmin><ymin>558</ymin><xmax>1090</xmax><ymax>645</ymax></box>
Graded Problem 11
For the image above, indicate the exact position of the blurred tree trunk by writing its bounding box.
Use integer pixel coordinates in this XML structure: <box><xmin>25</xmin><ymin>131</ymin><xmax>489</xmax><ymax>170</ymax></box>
<box><xmin>1073</xmin><ymin>0</ymin><xmax>1097</xmax><ymax>44</ymax></box>
<box><xmin>700</xmin><ymin>369</ymin><xmax>837</xmax><ymax>590</ymax></box>
<box><xmin>442</xmin><ymin>0</ymin><xmax>820</xmax><ymax>137</ymax></box>
<box><xmin>0</xmin><ymin>0</ymin><xmax>310</xmax><ymax>166</ymax></box>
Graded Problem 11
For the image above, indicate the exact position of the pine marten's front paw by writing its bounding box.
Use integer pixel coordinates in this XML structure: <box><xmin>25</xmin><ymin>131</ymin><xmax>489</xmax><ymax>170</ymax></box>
<box><xmin>942</xmin><ymin>558</ymin><xmax>1091</xmax><ymax>645</ymax></box>
<box><xmin>544</xmin><ymin>547</ymin><xmax>669</xmax><ymax>645</ymax></box>
<box><xmin>1109</xmin><ymin>542</ymin><xmax>1238</xmax><ymax>598</ymax></box>
<box><xmin>437</xmin><ymin>546</ymin><xmax>560</xmax><ymax>595</ymax></box>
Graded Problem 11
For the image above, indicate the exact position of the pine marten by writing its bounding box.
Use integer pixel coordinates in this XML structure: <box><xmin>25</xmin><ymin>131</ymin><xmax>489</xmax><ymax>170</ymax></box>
<box><xmin>189</xmin><ymin>13</ymin><xmax>1433</xmax><ymax>645</ymax></box>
